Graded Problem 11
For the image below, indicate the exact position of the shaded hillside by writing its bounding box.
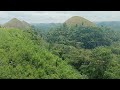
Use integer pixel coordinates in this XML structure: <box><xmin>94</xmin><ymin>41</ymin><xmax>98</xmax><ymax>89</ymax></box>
<box><xmin>64</xmin><ymin>16</ymin><xmax>96</xmax><ymax>27</ymax></box>
<box><xmin>2</xmin><ymin>18</ymin><xmax>32</xmax><ymax>30</ymax></box>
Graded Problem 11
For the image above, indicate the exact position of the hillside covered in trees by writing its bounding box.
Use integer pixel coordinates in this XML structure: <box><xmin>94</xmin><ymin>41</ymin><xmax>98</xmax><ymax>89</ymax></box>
<box><xmin>0</xmin><ymin>15</ymin><xmax>120</xmax><ymax>79</ymax></box>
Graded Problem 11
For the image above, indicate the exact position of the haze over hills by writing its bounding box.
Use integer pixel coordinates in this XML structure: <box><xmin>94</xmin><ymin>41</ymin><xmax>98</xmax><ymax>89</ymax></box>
<box><xmin>31</xmin><ymin>23</ymin><xmax>62</xmax><ymax>30</ymax></box>
<box><xmin>64</xmin><ymin>16</ymin><xmax>96</xmax><ymax>27</ymax></box>
<box><xmin>95</xmin><ymin>21</ymin><xmax>120</xmax><ymax>31</ymax></box>
<box><xmin>2</xmin><ymin>18</ymin><xmax>32</xmax><ymax>30</ymax></box>
<box><xmin>22</xmin><ymin>20</ymin><xmax>31</xmax><ymax>27</ymax></box>
<box><xmin>31</xmin><ymin>16</ymin><xmax>96</xmax><ymax>32</ymax></box>
<box><xmin>1</xmin><ymin>17</ymin><xmax>120</xmax><ymax>32</ymax></box>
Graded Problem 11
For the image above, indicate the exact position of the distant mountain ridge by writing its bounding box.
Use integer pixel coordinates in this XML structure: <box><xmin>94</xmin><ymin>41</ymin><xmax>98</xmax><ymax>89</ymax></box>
<box><xmin>2</xmin><ymin>18</ymin><xmax>32</xmax><ymax>30</ymax></box>
<box><xmin>31</xmin><ymin>23</ymin><xmax>62</xmax><ymax>30</ymax></box>
<box><xmin>95</xmin><ymin>21</ymin><xmax>120</xmax><ymax>31</ymax></box>
<box><xmin>64</xmin><ymin>16</ymin><xmax>96</xmax><ymax>27</ymax></box>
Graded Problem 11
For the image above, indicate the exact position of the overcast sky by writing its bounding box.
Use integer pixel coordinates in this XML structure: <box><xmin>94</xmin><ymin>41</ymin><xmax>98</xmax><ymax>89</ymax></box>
<box><xmin>0</xmin><ymin>11</ymin><xmax>120</xmax><ymax>24</ymax></box>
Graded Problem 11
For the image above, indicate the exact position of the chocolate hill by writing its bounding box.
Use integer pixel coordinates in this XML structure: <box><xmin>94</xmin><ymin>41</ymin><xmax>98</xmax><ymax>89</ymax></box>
<box><xmin>2</xmin><ymin>18</ymin><xmax>32</xmax><ymax>30</ymax></box>
<box><xmin>64</xmin><ymin>16</ymin><xmax>96</xmax><ymax>27</ymax></box>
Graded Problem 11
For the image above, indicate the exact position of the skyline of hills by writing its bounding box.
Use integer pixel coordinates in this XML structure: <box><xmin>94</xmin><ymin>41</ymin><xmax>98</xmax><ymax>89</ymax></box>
<box><xmin>64</xmin><ymin>16</ymin><xmax>96</xmax><ymax>27</ymax></box>
<box><xmin>2</xmin><ymin>18</ymin><xmax>32</xmax><ymax>30</ymax></box>
<box><xmin>1</xmin><ymin>17</ymin><xmax>120</xmax><ymax>31</ymax></box>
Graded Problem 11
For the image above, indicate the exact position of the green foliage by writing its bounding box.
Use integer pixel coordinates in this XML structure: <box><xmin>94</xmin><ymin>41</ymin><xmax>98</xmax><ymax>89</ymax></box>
<box><xmin>0</xmin><ymin>28</ymin><xmax>83</xmax><ymax>79</ymax></box>
<box><xmin>50</xmin><ymin>44</ymin><xmax>91</xmax><ymax>69</ymax></box>
<box><xmin>103</xmin><ymin>59</ymin><xmax>120</xmax><ymax>79</ymax></box>
<box><xmin>1</xmin><ymin>16</ymin><xmax>120</xmax><ymax>79</ymax></box>
<box><xmin>1</xmin><ymin>19</ymin><xmax>120</xmax><ymax>79</ymax></box>
<box><xmin>46</xmin><ymin>24</ymin><xmax>120</xmax><ymax>79</ymax></box>
<box><xmin>47</xmin><ymin>25</ymin><xmax>115</xmax><ymax>49</ymax></box>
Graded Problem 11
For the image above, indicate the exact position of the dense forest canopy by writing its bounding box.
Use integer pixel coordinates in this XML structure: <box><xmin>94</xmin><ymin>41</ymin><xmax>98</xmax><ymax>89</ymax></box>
<box><xmin>0</xmin><ymin>15</ymin><xmax>120</xmax><ymax>79</ymax></box>
<box><xmin>45</xmin><ymin>24</ymin><xmax>120</xmax><ymax>79</ymax></box>
<box><xmin>0</xmin><ymin>28</ymin><xmax>85</xmax><ymax>79</ymax></box>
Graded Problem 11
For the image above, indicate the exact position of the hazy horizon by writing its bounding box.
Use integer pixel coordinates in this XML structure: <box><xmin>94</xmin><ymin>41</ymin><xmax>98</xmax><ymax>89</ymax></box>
<box><xmin>0</xmin><ymin>11</ymin><xmax>120</xmax><ymax>24</ymax></box>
